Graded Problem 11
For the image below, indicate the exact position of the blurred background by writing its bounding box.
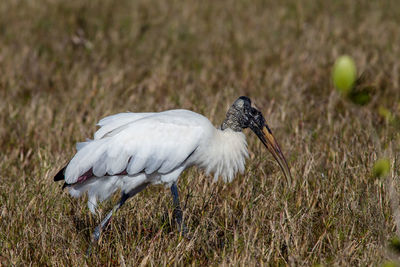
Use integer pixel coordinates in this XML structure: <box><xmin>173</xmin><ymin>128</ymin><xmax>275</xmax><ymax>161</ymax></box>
<box><xmin>1</xmin><ymin>0</ymin><xmax>399</xmax><ymax>265</ymax></box>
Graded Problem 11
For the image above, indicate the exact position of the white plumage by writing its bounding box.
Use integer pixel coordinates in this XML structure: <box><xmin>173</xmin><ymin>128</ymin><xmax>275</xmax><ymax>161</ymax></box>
<box><xmin>65</xmin><ymin>109</ymin><xmax>248</xmax><ymax>213</ymax></box>
<box><xmin>55</xmin><ymin>96</ymin><xmax>292</xmax><ymax>243</ymax></box>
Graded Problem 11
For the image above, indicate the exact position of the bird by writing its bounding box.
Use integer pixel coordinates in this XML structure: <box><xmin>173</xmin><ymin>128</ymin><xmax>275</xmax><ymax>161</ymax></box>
<box><xmin>54</xmin><ymin>96</ymin><xmax>292</xmax><ymax>243</ymax></box>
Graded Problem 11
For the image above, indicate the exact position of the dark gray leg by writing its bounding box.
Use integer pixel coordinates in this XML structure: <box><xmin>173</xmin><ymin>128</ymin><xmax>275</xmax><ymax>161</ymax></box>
<box><xmin>171</xmin><ymin>183</ymin><xmax>187</xmax><ymax>235</ymax></box>
<box><xmin>91</xmin><ymin>182</ymin><xmax>149</xmax><ymax>243</ymax></box>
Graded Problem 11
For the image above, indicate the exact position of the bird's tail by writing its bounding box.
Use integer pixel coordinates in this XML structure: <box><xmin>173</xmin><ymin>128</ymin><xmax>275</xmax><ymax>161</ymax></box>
<box><xmin>54</xmin><ymin>166</ymin><xmax>70</xmax><ymax>189</ymax></box>
<box><xmin>54</xmin><ymin>166</ymin><xmax>66</xmax><ymax>181</ymax></box>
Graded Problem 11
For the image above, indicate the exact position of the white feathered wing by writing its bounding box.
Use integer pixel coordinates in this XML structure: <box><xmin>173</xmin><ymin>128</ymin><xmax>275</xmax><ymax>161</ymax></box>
<box><xmin>64</xmin><ymin>110</ymin><xmax>210</xmax><ymax>212</ymax></box>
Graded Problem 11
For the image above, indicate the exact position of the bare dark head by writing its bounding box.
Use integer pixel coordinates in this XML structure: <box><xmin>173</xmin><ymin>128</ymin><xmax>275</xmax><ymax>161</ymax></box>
<box><xmin>222</xmin><ymin>96</ymin><xmax>292</xmax><ymax>184</ymax></box>
<box><xmin>221</xmin><ymin>96</ymin><xmax>265</xmax><ymax>132</ymax></box>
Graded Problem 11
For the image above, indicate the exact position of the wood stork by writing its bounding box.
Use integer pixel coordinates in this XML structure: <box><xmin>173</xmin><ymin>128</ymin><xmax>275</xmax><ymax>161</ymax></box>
<box><xmin>54</xmin><ymin>96</ymin><xmax>292</xmax><ymax>242</ymax></box>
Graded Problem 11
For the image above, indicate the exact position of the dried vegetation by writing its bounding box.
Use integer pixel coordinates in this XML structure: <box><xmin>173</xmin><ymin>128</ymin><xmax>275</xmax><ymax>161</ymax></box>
<box><xmin>1</xmin><ymin>0</ymin><xmax>400</xmax><ymax>265</ymax></box>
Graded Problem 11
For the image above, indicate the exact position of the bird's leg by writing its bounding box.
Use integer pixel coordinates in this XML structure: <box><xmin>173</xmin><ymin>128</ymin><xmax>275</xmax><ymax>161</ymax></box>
<box><xmin>91</xmin><ymin>202</ymin><xmax>121</xmax><ymax>243</ymax></box>
<box><xmin>91</xmin><ymin>182</ymin><xmax>149</xmax><ymax>244</ymax></box>
<box><xmin>86</xmin><ymin>201</ymin><xmax>122</xmax><ymax>256</ymax></box>
<box><xmin>170</xmin><ymin>183</ymin><xmax>187</xmax><ymax>236</ymax></box>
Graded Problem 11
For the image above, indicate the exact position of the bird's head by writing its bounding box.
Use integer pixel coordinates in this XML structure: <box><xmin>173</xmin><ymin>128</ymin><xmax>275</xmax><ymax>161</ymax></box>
<box><xmin>222</xmin><ymin>96</ymin><xmax>292</xmax><ymax>184</ymax></box>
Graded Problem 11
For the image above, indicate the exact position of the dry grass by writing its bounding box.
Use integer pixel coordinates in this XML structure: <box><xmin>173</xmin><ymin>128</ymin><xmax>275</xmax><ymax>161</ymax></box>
<box><xmin>1</xmin><ymin>0</ymin><xmax>400</xmax><ymax>265</ymax></box>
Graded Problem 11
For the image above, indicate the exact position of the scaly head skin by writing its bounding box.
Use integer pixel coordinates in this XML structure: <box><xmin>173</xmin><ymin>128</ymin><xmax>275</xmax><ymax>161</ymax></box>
<box><xmin>222</xmin><ymin>96</ymin><xmax>292</xmax><ymax>185</ymax></box>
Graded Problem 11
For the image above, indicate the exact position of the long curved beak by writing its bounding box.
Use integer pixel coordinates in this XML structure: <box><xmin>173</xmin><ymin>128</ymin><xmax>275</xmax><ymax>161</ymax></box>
<box><xmin>255</xmin><ymin>124</ymin><xmax>292</xmax><ymax>186</ymax></box>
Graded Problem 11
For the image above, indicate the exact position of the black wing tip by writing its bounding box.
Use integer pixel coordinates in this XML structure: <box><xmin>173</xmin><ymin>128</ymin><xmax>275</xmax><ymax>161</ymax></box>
<box><xmin>54</xmin><ymin>167</ymin><xmax>66</xmax><ymax>182</ymax></box>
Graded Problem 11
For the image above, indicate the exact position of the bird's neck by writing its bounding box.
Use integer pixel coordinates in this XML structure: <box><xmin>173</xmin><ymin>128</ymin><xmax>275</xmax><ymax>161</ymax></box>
<box><xmin>220</xmin><ymin>109</ymin><xmax>242</xmax><ymax>132</ymax></box>
<box><xmin>220</xmin><ymin>119</ymin><xmax>241</xmax><ymax>132</ymax></box>
<box><xmin>194</xmin><ymin>128</ymin><xmax>248</xmax><ymax>182</ymax></box>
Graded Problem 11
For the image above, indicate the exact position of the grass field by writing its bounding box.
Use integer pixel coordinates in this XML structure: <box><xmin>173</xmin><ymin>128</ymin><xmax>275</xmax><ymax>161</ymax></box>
<box><xmin>1</xmin><ymin>0</ymin><xmax>400</xmax><ymax>265</ymax></box>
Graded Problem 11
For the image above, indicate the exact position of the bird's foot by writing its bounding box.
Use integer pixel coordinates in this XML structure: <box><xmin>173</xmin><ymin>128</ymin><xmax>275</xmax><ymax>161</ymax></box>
<box><xmin>92</xmin><ymin>225</ymin><xmax>101</xmax><ymax>243</ymax></box>
<box><xmin>173</xmin><ymin>208</ymin><xmax>190</xmax><ymax>239</ymax></box>
<box><xmin>85</xmin><ymin>225</ymin><xmax>101</xmax><ymax>257</ymax></box>
<box><xmin>85</xmin><ymin>245</ymin><xmax>93</xmax><ymax>257</ymax></box>
<box><xmin>178</xmin><ymin>224</ymin><xmax>191</xmax><ymax>240</ymax></box>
